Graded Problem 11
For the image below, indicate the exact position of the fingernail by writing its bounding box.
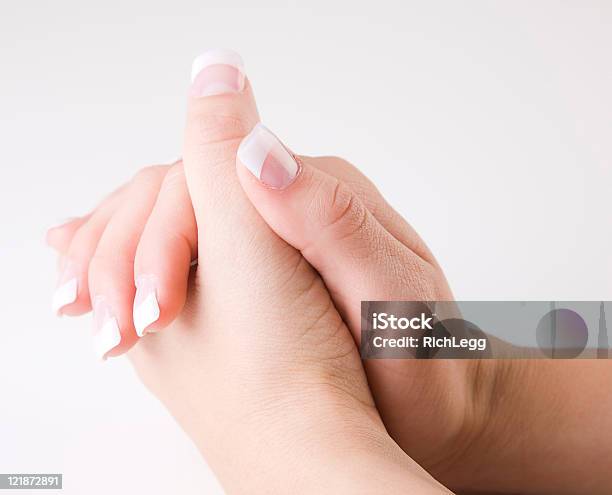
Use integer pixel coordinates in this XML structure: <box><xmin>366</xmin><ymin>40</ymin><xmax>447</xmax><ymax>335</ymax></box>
<box><xmin>133</xmin><ymin>275</ymin><xmax>160</xmax><ymax>337</ymax></box>
<box><xmin>238</xmin><ymin>123</ymin><xmax>299</xmax><ymax>189</ymax></box>
<box><xmin>92</xmin><ymin>297</ymin><xmax>121</xmax><ymax>360</ymax></box>
<box><xmin>52</xmin><ymin>260</ymin><xmax>78</xmax><ymax>315</ymax></box>
<box><xmin>190</xmin><ymin>48</ymin><xmax>245</xmax><ymax>97</ymax></box>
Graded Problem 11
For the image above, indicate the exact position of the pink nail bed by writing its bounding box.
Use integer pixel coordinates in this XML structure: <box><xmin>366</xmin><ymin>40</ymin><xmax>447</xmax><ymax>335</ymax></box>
<box><xmin>190</xmin><ymin>49</ymin><xmax>245</xmax><ymax>97</ymax></box>
<box><xmin>237</xmin><ymin>124</ymin><xmax>299</xmax><ymax>189</ymax></box>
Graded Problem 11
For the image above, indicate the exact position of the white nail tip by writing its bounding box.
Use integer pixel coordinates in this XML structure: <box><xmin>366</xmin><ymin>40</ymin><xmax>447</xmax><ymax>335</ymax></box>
<box><xmin>237</xmin><ymin>124</ymin><xmax>297</xmax><ymax>180</ymax></box>
<box><xmin>191</xmin><ymin>48</ymin><xmax>245</xmax><ymax>82</ymax></box>
<box><xmin>52</xmin><ymin>277</ymin><xmax>77</xmax><ymax>314</ymax></box>
<box><xmin>133</xmin><ymin>292</ymin><xmax>160</xmax><ymax>337</ymax></box>
<box><xmin>93</xmin><ymin>317</ymin><xmax>121</xmax><ymax>360</ymax></box>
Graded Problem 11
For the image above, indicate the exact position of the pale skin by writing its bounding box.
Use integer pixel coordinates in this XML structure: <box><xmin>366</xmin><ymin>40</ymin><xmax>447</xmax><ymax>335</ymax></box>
<box><xmin>47</xmin><ymin>54</ymin><xmax>612</xmax><ymax>494</ymax></box>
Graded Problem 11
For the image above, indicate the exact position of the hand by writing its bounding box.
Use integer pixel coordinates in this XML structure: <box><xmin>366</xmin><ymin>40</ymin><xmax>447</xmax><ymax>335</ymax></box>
<box><xmin>50</xmin><ymin>50</ymin><xmax>612</xmax><ymax>495</ymax></box>
<box><xmin>49</xmin><ymin>50</ymin><xmax>452</xmax><ymax>494</ymax></box>
<box><xmin>46</xmin><ymin>50</ymin><xmax>494</xmax><ymax>491</ymax></box>
<box><xmin>48</xmin><ymin>144</ymin><xmax>483</xmax><ymax>489</ymax></box>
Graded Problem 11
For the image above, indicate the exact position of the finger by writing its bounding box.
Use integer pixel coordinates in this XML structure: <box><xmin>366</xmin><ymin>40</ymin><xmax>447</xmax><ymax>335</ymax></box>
<box><xmin>182</xmin><ymin>49</ymin><xmax>338</xmax><ymax>377</ymax></box>
<box><xmin>50</xmin><ymin>180</ymin><xmax>136</xmax><ymax>315</ymax></box>
<box><xmin>307</xmin><ymin>156</ymin><xmax>435</xmax><ymax>264</ymax></box>
<box><xmin>46</xmin><ymin>217</ymin><xmax>88</xmax><ymax>253</ymax></box>
<box><xmin>184</xmin><ymin>49</ymin><xmax>258</xmax><ymax>246</ymax></box>
<box><xmin>88</xmin><ymin>165</ymin><xmax>167</xmax><ymax>359</ymax></box>
<box><xmin>183</xmin><ymin>50</ymin><xmax>297</xmax><ymax>288</ymax></box>
<box><xmin>46</xmin><ymin>182</ymin><xmax>131</xmax><ymax>257</ymax></box>
<box><xmin>132</xmin><ymin>161</ymin><xmax>197</xmax><ymax>336</ymax></box>
<box><xmin>235</xmin><ymin>125</ymin><xmax>442</xmax><ymax>334</ymax></box>
<box><xmin>53</xmin><ymin>193</ymin><xmax>125</xmax><ymax>316</ymax></box>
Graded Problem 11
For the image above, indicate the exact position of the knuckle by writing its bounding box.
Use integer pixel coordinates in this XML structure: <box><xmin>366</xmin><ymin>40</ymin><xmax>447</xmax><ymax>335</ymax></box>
<box><xmin>320</xmin><ymin>155</ymin><xmax>351</xmax><ymax>167</ymax></box>
<box><xmin>160</xmin><ymin>162</ymin><xmax>186</xmax><ymax>190</ymax></box>
<box><xmin>89</xmin><ymin>248</ymin><xmax>133</xmax><ymax>277</ymax></box>
<box><xmin>157</xmin><ymin>225</ymin><xmax>196</xmax><ymax>260</ymax></box>
<box><xmin>185</xmin><ymin>114</ymin><xmax>253</xmax><ymax>174</ymax></box>
<box><xmin>321</xmin><ymin>179</ymin><xmax>368</xmax><ymax>241</ymax></box>
<box><xmin>283</xmin><ymin>264</ymin><xmax>346</xmax><ymax>346</ymax></box>
<box><xmin>397</xmin><ymin>256</ymin><xmax>441</xmax><ymax>300</ymax></box>
<box><xmin>66</xmin><ymin>213</ymin><xmax>110</xmax><ymax>257</ymax></box>
<box><xmin>190</xmin><ymin>113</ymin><xmax>251</xmax><ymax>147</ymax></box>
<box><xmin>131</xmin><ymin>165</ymin><xmax>166</xmax><ymax>190</ymax></box>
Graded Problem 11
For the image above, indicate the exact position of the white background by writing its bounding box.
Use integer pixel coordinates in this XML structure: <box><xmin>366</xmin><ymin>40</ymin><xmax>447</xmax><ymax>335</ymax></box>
<box><xmin>1</xmin><ymin>1</ymin><xmax>610</xmax><ymax>493</ymax></box>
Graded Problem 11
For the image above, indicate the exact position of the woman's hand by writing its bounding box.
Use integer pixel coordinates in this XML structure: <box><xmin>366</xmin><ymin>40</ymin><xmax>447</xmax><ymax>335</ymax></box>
<box><xmin>48</xmin><ymin>50</ymin><xmax>452</xmax><ymax>494</ymax></box>
<box><xmin>47</xmin><ymin>160</ymin><xmax>196</xmax><ymax>356</ymax></box>
<box><xmin>46</xmin><ymin>50</ymin><xmax>493</xmax><ymax>491</ymax></box>
<box><xmin>131</xmin><ymin>49</ymin><xmax>458</xmax><ymax>494</ymax></box>
<box><xmin>48</xmin><ymin>50</ymin><xmax>612</xmax><ymax>495</ymax></box>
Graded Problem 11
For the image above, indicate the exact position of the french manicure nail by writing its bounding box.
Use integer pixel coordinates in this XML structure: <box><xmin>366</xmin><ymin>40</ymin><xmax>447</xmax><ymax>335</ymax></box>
<box><xmin>237</xmin><ymin>123</ymin><xmax>299</xmax><ymax>189</ymax></box>
<box><xmin>133</xmin><ymin>275</ymin><xmax>160</xmax><ymax>337</ymax></box>
<box><xmin>52</xmin><ymin>278</ymin><xmax>77</xmax><ymax>315</ymax></box>
<box><xmin>52</xmin><ymin>260</ymin><xmax>78</xmax><ymax>315</ymax></box>
<box><xmin>92</xmin><ymin>297</ymin><xmax>121</xmax><ymax>360</ymax></box>
<box><xmin>190</xmin><ymin>48</ymin><xmax>245</xmax><ymax>97</ymax></box>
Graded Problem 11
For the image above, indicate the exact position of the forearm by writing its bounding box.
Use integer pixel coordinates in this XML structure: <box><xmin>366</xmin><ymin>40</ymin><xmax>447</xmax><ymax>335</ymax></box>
<box><xmin>516</xmin><ymin>360</ymin><xmax>612</xmax><ymax>494</ymax></box>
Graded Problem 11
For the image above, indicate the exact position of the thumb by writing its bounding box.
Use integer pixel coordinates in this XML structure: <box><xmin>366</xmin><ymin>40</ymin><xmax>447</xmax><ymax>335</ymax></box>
<box><xmin>183</xmin><ymin>50</ymin><xmax>304</xmax><ymax>301</ymax></box>
<box><xmin>235</xmin><ymin>124</ymin><xmax>433</xmax><ymax>334</ymax></box>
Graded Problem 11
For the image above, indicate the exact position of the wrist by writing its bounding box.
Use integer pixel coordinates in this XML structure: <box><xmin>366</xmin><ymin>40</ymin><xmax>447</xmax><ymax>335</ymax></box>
<box><xmin>188</xmin><ymin>389</ymin><xmax>450</xmax><ymax>494</ymax></box>
<box><xmin>440</xmin><ymin>360</ymin><xmax>612</xmax><ymax>495</ymax></box>
<box><xmin>287</xmin><ymin>424</ymin><xmax>453</xmax><ymax>495</ymax></box>
<box><xmin>323</xmin><ymin>436</ymin><xmax>453</xmax><ymax>495</ymax></box>
<box><xmin>426</xmin><ymin>359</ymin><xmax>518</xmax><ymax>491</ymax></box>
